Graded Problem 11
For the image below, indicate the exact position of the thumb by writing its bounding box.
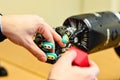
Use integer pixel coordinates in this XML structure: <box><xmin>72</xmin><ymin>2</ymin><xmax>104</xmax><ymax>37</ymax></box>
<box><xmin>56</xmin><ymin>50</ymin><xmax>77</xmax><ymax>66</ymax></box>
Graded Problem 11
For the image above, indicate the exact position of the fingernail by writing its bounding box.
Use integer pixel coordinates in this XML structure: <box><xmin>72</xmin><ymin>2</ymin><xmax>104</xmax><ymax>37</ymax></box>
<box><xmin>38</xmin><ymin>56</ymin><xmax>47</xmax><ymax>62</ymax></box>
<box><xmin>62</xmin><ymin>43</ymin><xmax>66</xmax><ymax>47</ymax></box>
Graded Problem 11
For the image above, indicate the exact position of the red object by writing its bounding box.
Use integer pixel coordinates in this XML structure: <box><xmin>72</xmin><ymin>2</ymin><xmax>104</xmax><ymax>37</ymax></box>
<box><xmin>69</xmin><ymin>46</ymin><xmax>90</xmax><ymax>67</ymax></box>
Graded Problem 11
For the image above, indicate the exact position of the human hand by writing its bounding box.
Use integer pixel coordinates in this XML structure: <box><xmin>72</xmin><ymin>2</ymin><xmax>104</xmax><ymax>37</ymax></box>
<box><xmin>1</xmin><ymin>15</ymin><xmax>65</xmax><ymax>62</ymax></box>
<box><xmin>48</xmin><ymin>50</ymin><xmax>99</xmax><ymax>80</ymax></box>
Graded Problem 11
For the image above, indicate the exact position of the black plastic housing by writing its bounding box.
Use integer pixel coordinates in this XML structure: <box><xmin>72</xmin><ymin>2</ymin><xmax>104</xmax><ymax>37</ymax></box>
<box><xmin>56</xmin><ymin>11</ymin><xmax>120</xmax><ymax>53</ymax></box>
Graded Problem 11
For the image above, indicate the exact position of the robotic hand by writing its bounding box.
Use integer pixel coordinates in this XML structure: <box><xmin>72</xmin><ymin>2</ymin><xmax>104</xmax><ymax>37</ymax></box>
<box><xmin>34</xmin><ymin>11</ymin><xmax>120</xmax><ymax>66</ymax></box>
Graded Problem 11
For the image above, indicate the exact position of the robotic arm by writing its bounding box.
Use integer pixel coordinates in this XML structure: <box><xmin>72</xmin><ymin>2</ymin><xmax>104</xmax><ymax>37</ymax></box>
<box><xmin>34</xmin><ymin>11</ymin><xmax>120</xmax><ymax>66</ymax></box>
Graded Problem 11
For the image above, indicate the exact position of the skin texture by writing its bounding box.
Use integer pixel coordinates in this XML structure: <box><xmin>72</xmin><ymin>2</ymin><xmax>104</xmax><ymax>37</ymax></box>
<box><xmin>1</xmin><ymin>15</ymin><xmax>65</xmax><ymax>62</ymax></box>
<box><xmin>48</xmin><ymin>50</ymin><xmax>99</xmax><ymax>80</ymax></box>
<box><xmin>1</xmin><ymin>15</ymin><xmax>99</xmax><ymax>80</ymax></box>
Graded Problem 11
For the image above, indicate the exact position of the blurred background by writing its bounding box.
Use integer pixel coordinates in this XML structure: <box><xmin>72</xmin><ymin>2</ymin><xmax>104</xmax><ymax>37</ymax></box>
<box><xmin>0</xmin><ymin>0</ymin><xmax>120</xmax><ymax>80</ymax></box>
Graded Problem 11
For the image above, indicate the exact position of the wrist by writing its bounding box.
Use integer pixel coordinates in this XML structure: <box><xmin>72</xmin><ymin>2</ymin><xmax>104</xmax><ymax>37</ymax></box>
<box><xmin>0</xmin><ymin>14</ymin><xmax>7</xmax><ymax>42</ymax></box>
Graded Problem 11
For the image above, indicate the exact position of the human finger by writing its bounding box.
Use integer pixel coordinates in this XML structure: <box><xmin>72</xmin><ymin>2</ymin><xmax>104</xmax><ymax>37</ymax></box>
<box><xmin>22</xmin><ymin>37</ymin><xmax>47</xmax><ymax>62</ymax></box>
<box><xmin>50</xmin><ymin>29</ymin><xmax>66</xmax><ymax>47</ymax></box>
<box><xmin>55</xmin><ymin>50</ymin><xmax>77</xmax><ymax>67</ymax></box>
<box><xmin>78</xmin><ymin>60</ymin><xmax>99</xmax><ymax>77</ymax></box>
<box><xmin>88</xmin><ymin>60</ymin><xmax>100</xmax><ymax>76</ymax></box>
<box><xmin>37</xmin><ymin>25</ymin><xmax>54</xmax><ymax>43</ymax></box>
